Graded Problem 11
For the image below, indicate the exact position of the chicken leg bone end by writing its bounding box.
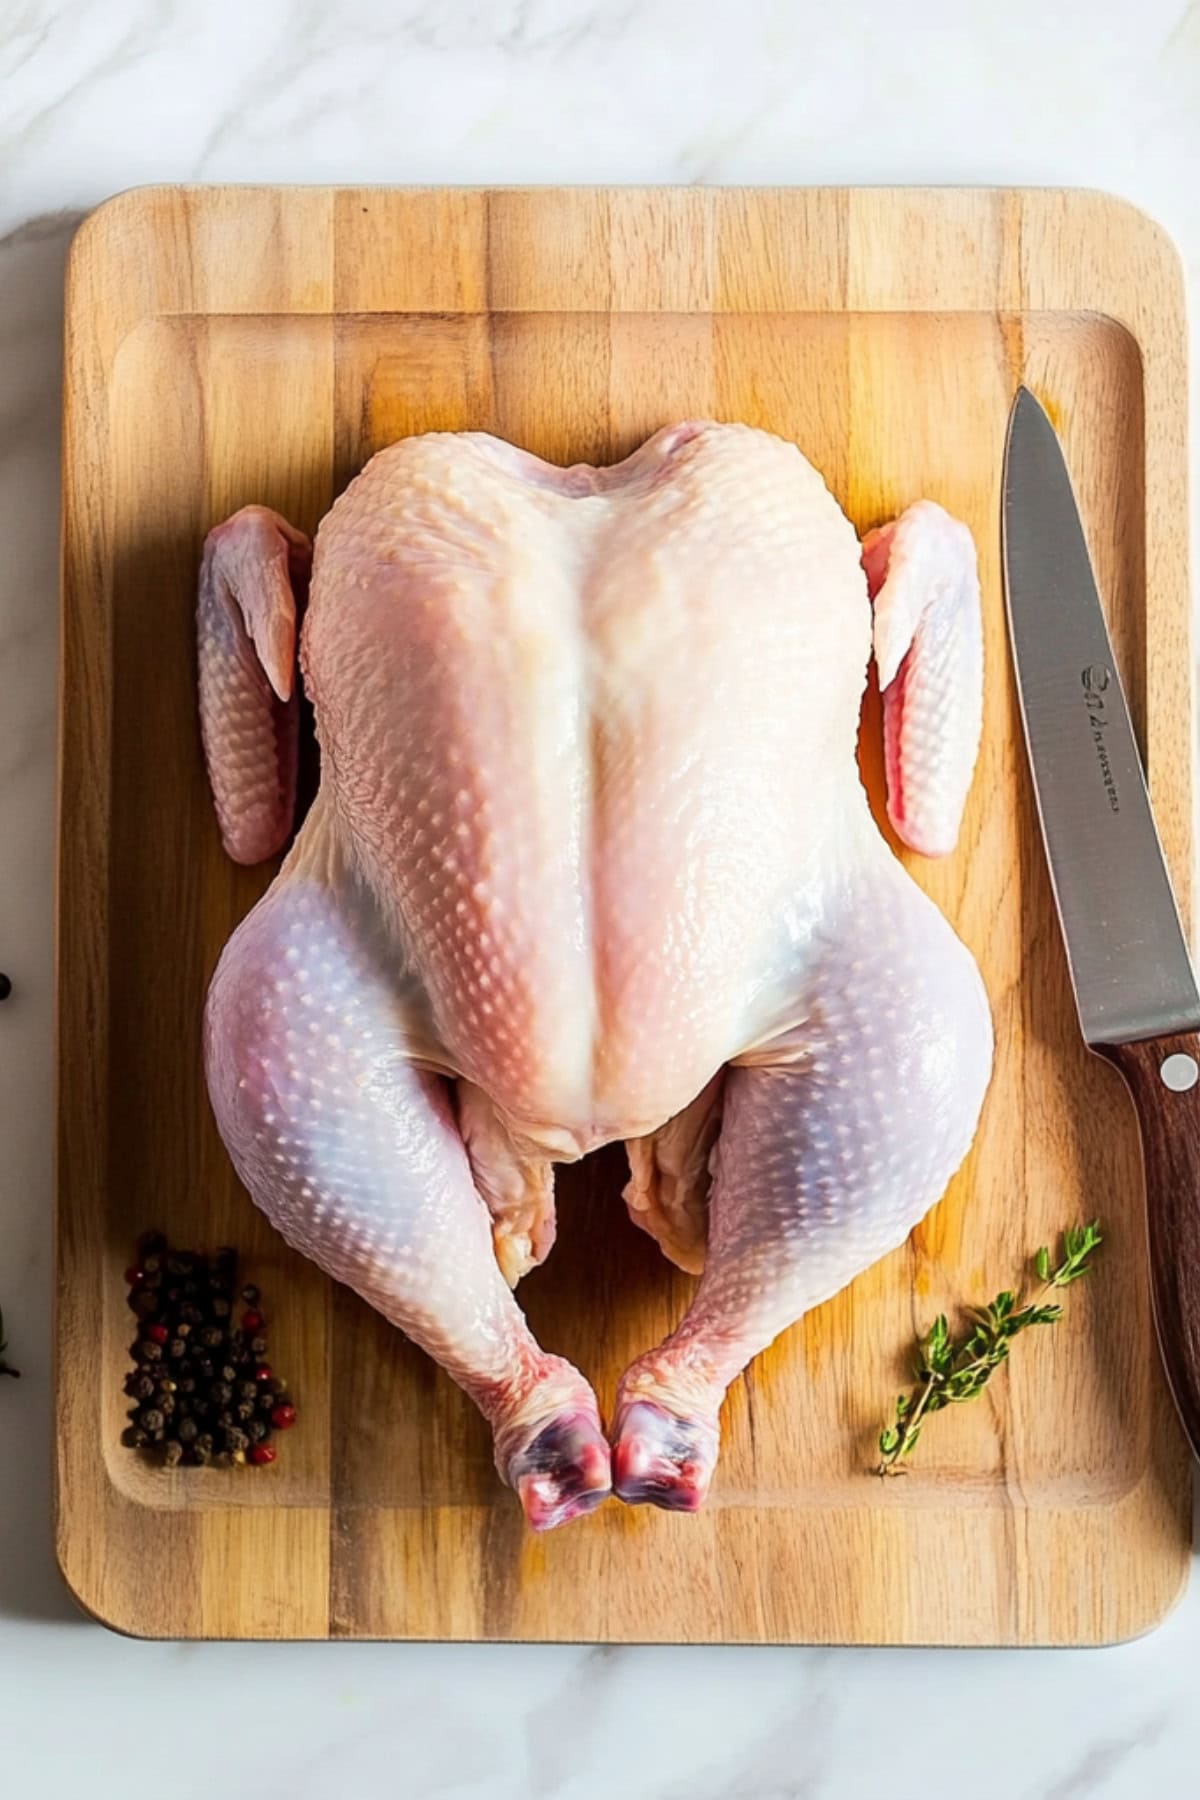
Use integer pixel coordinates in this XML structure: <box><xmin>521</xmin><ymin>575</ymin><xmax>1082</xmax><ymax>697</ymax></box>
<box><xmin>611</xmin><ymin>1400</ymin><xmax>720</xmax><ymax>1511</ymax></box>
<box><xmin>506</xmin><ymin>1406</ymin><xmax>614</xmax><ymax>1529</ymax></box>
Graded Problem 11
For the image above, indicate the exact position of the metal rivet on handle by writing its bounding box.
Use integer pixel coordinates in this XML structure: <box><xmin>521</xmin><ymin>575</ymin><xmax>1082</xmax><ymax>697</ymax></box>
<box><xmin>1160</xmin><ymin>1052</ymin><xmax>1199</xmax><ymax>1092</ymax></box>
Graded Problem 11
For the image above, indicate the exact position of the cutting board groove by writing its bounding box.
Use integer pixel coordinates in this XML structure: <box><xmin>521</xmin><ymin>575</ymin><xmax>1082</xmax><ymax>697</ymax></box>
<box><xmin>57</xmin><ymin>186</ymin><xmax>1191</xmax><ymax>1642</ymax></box>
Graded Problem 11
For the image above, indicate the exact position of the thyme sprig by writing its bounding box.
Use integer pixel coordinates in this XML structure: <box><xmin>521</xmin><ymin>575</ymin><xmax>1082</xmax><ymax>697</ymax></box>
<box><xmin>877</xmin><ymin>1222</ymin><xmax>1102</xmax><ymax>1474</ymax></box>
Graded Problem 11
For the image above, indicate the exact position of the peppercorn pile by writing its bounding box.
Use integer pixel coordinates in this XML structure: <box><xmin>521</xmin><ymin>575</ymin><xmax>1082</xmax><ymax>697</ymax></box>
<box><xmin>121</xmin><ymin>1235</ymin><xmax>297</xmax><ymax>1468</ymax></box>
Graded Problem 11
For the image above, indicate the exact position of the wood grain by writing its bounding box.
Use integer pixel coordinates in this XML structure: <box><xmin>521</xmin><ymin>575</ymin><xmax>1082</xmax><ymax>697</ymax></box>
<box><xmin>1098</xmin><ymin>1033</ymin><xmax>1200</xmax><ymax>1458</ymax></box>
<box><xmin>57</xmin><ymin>187</ymin><xmax>1191</xmax><ymax>1642</ymax></box>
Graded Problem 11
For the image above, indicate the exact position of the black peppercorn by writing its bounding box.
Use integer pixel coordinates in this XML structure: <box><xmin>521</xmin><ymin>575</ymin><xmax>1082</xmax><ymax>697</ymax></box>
<box><xmin>121</xmin><ymin>1238</ymin><xmax>294</xmax><ymax>1472</ymax></box>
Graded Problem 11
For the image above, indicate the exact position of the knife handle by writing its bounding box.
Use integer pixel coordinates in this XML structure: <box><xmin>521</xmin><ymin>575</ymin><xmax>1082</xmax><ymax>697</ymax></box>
<box><xmin>1096</xmin><ymin>1031</ymin><xmax>1200</xmax><ymax>1458</ymax></box>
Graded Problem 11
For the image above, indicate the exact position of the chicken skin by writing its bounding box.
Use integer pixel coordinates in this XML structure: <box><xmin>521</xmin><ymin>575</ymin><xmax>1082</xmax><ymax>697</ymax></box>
<box><xmin>198</xmin><ymin>421</ymin><xmax>991</xmax><ymax>1528</ymax></box>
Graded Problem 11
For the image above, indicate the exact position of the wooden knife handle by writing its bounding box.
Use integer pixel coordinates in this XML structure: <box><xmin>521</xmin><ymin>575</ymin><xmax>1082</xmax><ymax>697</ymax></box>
<box><xmin>1096</xmin><ymin>1031</ymin><xmax>1200</xmax><ymax>1458</ymax></box>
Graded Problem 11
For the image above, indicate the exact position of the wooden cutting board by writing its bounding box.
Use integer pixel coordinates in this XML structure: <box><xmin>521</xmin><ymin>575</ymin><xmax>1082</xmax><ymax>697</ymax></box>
<box><xmin>57</xmin><ymin>186</ymin><xmax>1192</xmax><ymax>1642</ymax></box>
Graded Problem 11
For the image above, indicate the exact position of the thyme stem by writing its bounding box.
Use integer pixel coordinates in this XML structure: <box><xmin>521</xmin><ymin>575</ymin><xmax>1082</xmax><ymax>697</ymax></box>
<box><xmin>876</xmin><ymin>1222</ymin><xmax>1102</xmax><ymax>1475</ymax></box>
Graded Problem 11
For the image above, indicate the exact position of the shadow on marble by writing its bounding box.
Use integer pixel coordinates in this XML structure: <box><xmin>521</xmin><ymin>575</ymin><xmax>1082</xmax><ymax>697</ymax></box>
<box><xmin>0</xmin><ymin>205</ymin><xmax>92</xmax><ymax>1627</ymax></box>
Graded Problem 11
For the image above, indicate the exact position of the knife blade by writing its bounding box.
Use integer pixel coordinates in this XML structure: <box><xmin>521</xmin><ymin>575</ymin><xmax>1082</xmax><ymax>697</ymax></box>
<box><xmin>1003</xmin><ymin>384</ymin><xmax>1200</xmax><ymax>1460</ymax></box>
<box><xmin>1002</xmin><ymin>386</ymin><xmax>1200</xmax><ymax>1046</ymax></box>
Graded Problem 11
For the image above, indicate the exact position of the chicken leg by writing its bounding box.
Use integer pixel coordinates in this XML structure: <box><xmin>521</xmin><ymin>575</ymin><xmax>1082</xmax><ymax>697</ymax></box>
<box><xmin>612</xmin><ymin>854</ymin><xmax>992</xmax><ymax>1508</ymax></box>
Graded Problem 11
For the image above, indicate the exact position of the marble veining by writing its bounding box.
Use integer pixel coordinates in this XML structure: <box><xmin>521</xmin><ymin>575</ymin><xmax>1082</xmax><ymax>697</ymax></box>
<box><xmin>1</xmin><ymin>0</ymin><xmax>1198</xmax><ymax>1793</ymax></box>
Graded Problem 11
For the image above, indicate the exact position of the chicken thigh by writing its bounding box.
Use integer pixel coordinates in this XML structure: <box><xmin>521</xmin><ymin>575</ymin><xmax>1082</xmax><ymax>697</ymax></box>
<box><xmin>199</xmin><ymin>421</ymin><xmax>992</xmax><ymax>1527</ymax></box>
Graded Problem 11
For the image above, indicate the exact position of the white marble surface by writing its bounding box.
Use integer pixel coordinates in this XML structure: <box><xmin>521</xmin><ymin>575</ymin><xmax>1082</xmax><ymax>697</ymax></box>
<box><xmin>2</xmin><ymin>0</ymin><xmax>1199</xmax><ymax>1792</ymax></box>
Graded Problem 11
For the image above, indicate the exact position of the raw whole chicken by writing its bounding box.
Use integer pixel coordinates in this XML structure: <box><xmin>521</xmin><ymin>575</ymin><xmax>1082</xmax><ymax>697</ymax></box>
<box><xmin>198</xmin><ymin>421</ymin><xmax>992</xmax><ymax>1530</ymax></box>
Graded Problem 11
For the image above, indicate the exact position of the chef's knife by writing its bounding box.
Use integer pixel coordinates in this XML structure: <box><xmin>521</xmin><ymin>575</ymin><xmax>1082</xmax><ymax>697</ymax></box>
<box><xmin>1003</xmin><ymin>385</ymin><xmax>1200</xmax><ymax>1460</ymax></box>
